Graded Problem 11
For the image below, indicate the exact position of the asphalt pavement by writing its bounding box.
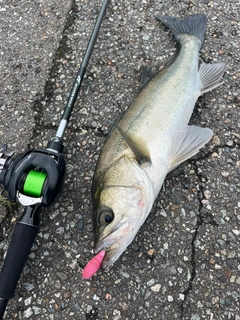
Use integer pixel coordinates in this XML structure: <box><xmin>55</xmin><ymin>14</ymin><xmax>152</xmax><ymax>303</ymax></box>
<box><xmin>0</xmin><ymin>0</ymin><xmax>239</xmax><ymax>319</ymax></box>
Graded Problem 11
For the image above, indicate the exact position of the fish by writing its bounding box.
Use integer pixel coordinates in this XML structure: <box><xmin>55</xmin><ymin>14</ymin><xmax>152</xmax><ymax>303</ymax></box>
<box><xmin>89</xmin><ymin>14</ymin><xmax>225</xmax><ymax>271</ymax></box>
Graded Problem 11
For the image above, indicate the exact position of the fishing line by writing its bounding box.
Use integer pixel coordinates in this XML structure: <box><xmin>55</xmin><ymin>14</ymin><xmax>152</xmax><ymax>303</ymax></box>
<box><xmin>23</xmin><ymin>170</ymin><xmax>47</xmax><ymax>197</ymax></box>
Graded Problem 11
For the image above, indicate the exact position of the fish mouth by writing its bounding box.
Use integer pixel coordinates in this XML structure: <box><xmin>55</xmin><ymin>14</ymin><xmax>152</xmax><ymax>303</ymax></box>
<box><xmin>94</xmin><ymin>219</ymin><xmax>129</xmax><ymax>269</ymax></box>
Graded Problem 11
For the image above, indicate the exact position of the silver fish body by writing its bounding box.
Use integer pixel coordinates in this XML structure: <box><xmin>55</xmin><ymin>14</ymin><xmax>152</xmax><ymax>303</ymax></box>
<box><xmin>91</xmin><ymin>14</ymin><xmax>225</xmax><ymax>269</ymax></box>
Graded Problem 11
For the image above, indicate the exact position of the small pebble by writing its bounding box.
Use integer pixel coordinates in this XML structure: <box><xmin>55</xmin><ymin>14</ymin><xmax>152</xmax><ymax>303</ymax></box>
<box><xmin>105</xmin><ymin>293</ymin><xmax>112</xmax><ymax>300</ymax></box>
<box><xmin>204</xmin><ymin>190</ymin><xmax>211</xmax><ymax>199</ymax></box>
<box><xmin>147</xmin><ymin>249</ymin><xmax>155</xmax><ymax>256</ymax></box>
<box><xmin>179</xmin><ymin>294</ymin><xmax>185</xmax><ymax>301</ymax></box>
<box><xmin>146</xmin><ymin>278</ymin><xmax>155</xmax><ymax>287</ymax></box>
<box><xmin>24</xmin><ymin>283</ymin><xmax>34</xmax><ymax>292</ymax></box>
<box><xmin>63</xmin><ymin>290</ymin><xmax>71</xmax><ymax>299</ymax></box>
<box><xmin>150</xmin><ymin>284</ymin><xmax>161</xmax><ymax>292</ymax></box>
<box><xmin>226</xmin><ymin>140</ymin><xmax>234</xmax><ymax>146</ymax></box>
<box><xmin>142</xmin><ymin>35</ymin><xmax>150</xmax><ymax>41</ymax></box>
<box><xmin>230</xmin><ymin>275</ymin><xmax>236</xmax><ymax>283</ymax></box>
<box><xmin>93</xmin><ymin>294</ymin><xmax>100</xmax><ymax>301</ymax></box>
<box><xmin>165</xmin><ymin>265</ymin><xmax>177</xmax><ymax>275</ymax></box>
<box><xmin>24</xmin><ymin>297</ymin><xmax>32</xmax><ymax>306</ymax></box>
<box><xmin>232</xmin><ymin>229</ymin><xmax>239</xmax><ymax>236</ymax></box>
<box><xmin>212</xmin><ymin>135</ymin><xmax>221</xmax><ymax>145</ymax></box>
<box><xmin>221</xmin><ymin>171</ymin><xmax>229</xmax><ymax>177</ymax></box>
<box><xmin>32</xmin><ymin>306</ymin><xmax>41</xmax><ymax>315</ymax></box>
<box><xmin>212</xmin><ymin>296</ymin><xmax>219</xmax><ymax>304</ymax></box>
<box><xmin>23</xmin><ymin>307</ymin><xmax>33</xmax><ymax>318</ymax></box>
<box><xmin>56</xmin><ymin>271</ymin><xmax>68</xmax><ymax>281</ymax></box>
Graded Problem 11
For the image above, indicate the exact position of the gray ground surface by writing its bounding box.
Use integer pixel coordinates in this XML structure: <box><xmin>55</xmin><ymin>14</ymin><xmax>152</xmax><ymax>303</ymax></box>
<box><xmin>0</xmin><ymin>0</ymin><xmax>239</xmax><ymax>319</ymax></box>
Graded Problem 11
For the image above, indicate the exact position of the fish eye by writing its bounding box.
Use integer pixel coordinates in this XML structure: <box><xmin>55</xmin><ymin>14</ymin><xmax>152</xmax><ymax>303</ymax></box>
<box><xmin>98</xmin><ymin>208</ymin><xmax>114</xmax><ymax>225</ymax></box>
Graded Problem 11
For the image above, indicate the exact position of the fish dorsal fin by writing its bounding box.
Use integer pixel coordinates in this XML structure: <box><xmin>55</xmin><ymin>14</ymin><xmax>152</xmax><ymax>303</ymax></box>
<box><xmin>169</xmin><ymin>125</ymin><xmax>213</xmax><ymax>172</ymax></box>
<box><xmin>117</xmin><ymin>126</ymin><xmax>151</xmax><ymax>164</ymax></box>
<box><xmin>199</xmin><ymin>62</ymin><xmax>225</xmax><ymax>94</ymax></box>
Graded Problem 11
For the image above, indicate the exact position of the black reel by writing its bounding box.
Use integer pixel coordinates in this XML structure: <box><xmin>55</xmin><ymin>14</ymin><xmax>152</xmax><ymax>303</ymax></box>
<box><xmin>0</xmin><ymin>144</ymin><xmax>66</xmax><ymax>207</ymax></box>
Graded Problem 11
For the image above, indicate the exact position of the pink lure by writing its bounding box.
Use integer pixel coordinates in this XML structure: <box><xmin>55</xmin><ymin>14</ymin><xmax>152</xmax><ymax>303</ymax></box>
<box><xmin>82</xmin><ymin>250</ymin><xmax>106</xmax><ymax>279</ymax></box>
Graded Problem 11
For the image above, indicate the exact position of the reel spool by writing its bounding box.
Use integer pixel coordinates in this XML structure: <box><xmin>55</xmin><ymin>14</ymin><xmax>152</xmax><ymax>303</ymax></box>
<box><xmin>23</xmin><ymin>170</ymin><xmax>47</xmax><ymax>198</ymax></box>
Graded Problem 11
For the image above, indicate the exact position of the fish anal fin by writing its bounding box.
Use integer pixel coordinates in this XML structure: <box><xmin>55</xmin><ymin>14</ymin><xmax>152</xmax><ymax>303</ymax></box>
<box><xmin>169</xmin><ymin>125</ymin><xmax>213</xmax><ymax>172</ymax></box>
<box><xmin>117</xmin><ymin>126</ymin><xmax>151</xmax><ymax>164</ymax></box>
<box><xmin>199</xmin><ymin>62</ymin><xmax>226</xmax><ymax>94</ymax></box>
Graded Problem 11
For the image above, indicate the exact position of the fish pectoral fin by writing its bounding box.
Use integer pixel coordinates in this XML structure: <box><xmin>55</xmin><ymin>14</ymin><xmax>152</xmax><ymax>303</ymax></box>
<box><xmin>199</xmin><ymin>62</ymin><xmax>226</xmax><ymax>94</ymax></box>
<box><xmin>169</xmin><ymin>125</ymin><xmax>213</xmax><ymax>172</ymax></box>
<box><xmin>117</xmin><ymin>126</ymin><xmax>151</xmax><ymax>164</ymax></box>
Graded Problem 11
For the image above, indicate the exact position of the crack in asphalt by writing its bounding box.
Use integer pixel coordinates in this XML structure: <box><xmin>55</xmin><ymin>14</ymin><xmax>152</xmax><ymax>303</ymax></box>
<box><xmin>178</xmin><ymin>138</ymin><xmax>239</xmax><ymax>318</ymax></box>
<box><xmin>179</xmin><ymin>153</ymin><xmax>218</xmax><ymax>319</ymax></box>
<box><xmin>30</xmin><ymin>1</ymin><xmax>79</xmax><ymax>146</ymax></box>
<box><xmin>179</xmin><ymin>163</ymin><xmax>203</xmax><ymax>319</ymax></box>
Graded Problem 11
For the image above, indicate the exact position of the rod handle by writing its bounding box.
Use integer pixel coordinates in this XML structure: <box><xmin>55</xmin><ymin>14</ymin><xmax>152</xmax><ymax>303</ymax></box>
<box><xmin>0</xmin><ymin>206</ymin><xmax>40</xmax><ymax>317</ymax></box>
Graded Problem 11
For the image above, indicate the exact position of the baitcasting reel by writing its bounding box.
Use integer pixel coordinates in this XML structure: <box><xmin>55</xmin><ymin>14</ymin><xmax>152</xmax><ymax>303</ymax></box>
<box><xmin>0</xmin><ymin>142</ymin><xmax>65</xmax><ymax>208</ymax></box>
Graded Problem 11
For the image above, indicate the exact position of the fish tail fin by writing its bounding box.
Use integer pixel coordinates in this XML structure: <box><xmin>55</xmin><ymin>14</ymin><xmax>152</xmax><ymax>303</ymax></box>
<box><xmin>156</xmin><ymin>14</ymin><xmax>207</xmax><ymax>46</ymax></box>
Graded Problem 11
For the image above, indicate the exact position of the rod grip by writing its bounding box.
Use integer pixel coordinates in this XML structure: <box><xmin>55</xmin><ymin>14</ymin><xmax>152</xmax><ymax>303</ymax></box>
<box><xmin>0</xmin><ymin>219</ymin><xmax>39</xmax><ymax>300</ymax></box>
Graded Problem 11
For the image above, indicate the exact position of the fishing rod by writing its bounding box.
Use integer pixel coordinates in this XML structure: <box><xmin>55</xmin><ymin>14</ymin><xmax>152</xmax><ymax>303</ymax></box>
<box><xmin>0</xmin><ymin>0</ymin><xmax>111</xmax><ymax>317</ymax></box>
